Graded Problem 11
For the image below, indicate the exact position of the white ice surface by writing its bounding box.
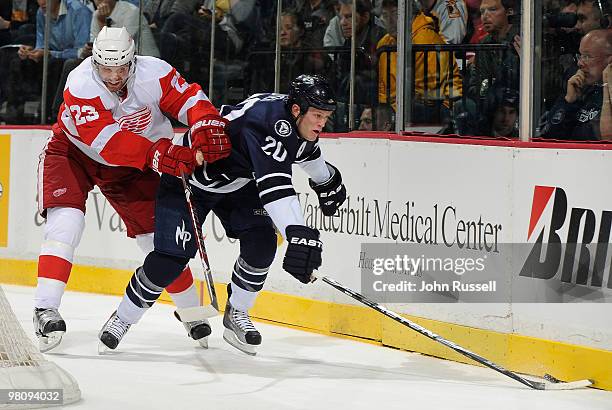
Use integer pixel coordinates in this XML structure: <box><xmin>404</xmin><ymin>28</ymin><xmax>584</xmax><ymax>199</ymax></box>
<box><xmin>3</xmin><ymin>285</ymin><xmax>611</xmax><ymax>410</ymax></box>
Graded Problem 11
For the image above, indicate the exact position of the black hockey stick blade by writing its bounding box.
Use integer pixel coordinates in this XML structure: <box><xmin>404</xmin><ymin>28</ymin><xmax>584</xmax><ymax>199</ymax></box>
<box><xmin>312</xmin><ymin>272</ymin><xmax>593</xmax><ymax>390</ymax></box>
<box><xmin>181</xmin><ymin>172</ymin><xmax>220</xmax><ymax>312</ymax></box>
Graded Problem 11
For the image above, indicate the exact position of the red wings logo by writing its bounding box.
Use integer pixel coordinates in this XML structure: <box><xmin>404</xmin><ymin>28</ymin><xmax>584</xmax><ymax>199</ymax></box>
<box><xmin>118</xmin><ymin>107</ymin><xmax>153</xmax><ymax>134</ymax></box>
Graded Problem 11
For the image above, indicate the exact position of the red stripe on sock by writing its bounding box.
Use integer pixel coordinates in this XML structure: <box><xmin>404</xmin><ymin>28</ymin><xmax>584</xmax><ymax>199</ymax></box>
<box><xmin>38</xmin><ymin>255</ymin><xmax>72</xmax><ymax>283</ymax></box>
<box><xmin>166</xmin><ymin>267</ymin><xmax>194</xmax><ymax>294</ymax></box>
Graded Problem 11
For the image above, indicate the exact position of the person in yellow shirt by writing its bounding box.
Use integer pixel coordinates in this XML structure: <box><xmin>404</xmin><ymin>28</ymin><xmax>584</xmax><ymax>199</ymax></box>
<box><xmin>378</xmin><ymin>0</ymin><xmax>462</xmax><ymax>123</ymax></box>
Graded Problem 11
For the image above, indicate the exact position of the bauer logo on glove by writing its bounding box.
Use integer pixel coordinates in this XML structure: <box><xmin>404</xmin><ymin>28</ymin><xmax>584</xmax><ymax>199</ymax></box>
<box><xmin>190</xmin><ymin>118</ymin><xmax>226</xmax><ymax>132</ymax></box>
<box><xmin>190</xmin><ymin>114</ymin><xmax>232</xmax><ymax>164</ymax></box>
<box><xmin>147</xmin><ymin>138</ymin><xmax>198</xmax><ymax>177</ymax></box>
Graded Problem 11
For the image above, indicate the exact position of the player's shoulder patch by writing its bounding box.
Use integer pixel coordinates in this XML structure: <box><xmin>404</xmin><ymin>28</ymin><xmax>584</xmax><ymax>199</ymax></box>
<box><xmin>274</xmin><ymin>119</ymin><xmax>292</xmax><ymax>137</ymax></box>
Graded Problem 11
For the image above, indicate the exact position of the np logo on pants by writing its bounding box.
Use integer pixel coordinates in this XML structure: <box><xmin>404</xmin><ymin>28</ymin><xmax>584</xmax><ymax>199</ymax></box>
<box><xmin>176</xmin><ymin>220</ymin><xmax>192</xmax><ymax>250</ymax></box>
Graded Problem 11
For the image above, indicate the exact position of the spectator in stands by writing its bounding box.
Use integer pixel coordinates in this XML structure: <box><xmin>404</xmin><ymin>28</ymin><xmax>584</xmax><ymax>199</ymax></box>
<box><xmin>293</xmin><ymin>0</ymin><xmax>336</xmax><ymax>46</ymax></box>
<box><xmin>358</xmin><ymin>106</ymin><xmax>373</xmax><ymax>129</ymax></box>
<box><xmin>601</xmin><ymin>62</ymin><xmax>611</xmax><ymax>139</ymax></box>
<box><xmin>161</xmin><ymin>0</ymin><xmax>231</xmax><ymax>68</ymax></box>
<box><xmin>420</xmin><ymin>0</ymin><xmax>468</xmax><ymax>44</ymax></box>
<box><xmin>3</xmin><ymin>0</ymin><xmax>91</xmax><ymax>123</ymax></box>
<box><xmin>487</xmin><ymin>86</ymin><xmax>519</xmax><ymax>137</ymax></box>
<box><xmin>51</xmin><ymin>0</ymin><xmax>160</xmax><ymax>119</ymax></box>
<box><xmin>540</xmin><ymin>0</ymin><xmax>582</xmax><ymax>109</ymax></box>
<box><xmin>326</xmin><ymin>0</ymin><xmax>385</xmax><ymax>109</ymax></box>
<box><xmin>0</xmin><ymin>0</ymin><xmax>37</xmax><ymax>115</ymax></box>
<box><xmin>323</xmin><ymin>9</ymin><xmax>343</xmax><ymax>47</ymax></box>
<box><xmin>378</xmin><ymin>0</ymin><xmax>462</xmax><ymax>122</ymax></box>
<box><xmin>376</xmin><ymin>103</ymin><xmax>394</xmax><ymax>130</ymax></box>
<box><xmin>413</xmin><ymin>2</ymin><xmax>463</xmax><ymax>123</ymax></box>
<box><xmin>143</xmin><ymin>0</ymin><xmax>175</xmax><ymax>30</ymax></box>
<box><xmin>465</xmin><ymin>0</ymin><xmax>487</xmax><ymax>43</ymax></box>
<box><xmin>542</xmin><ymin>29</ymin><xmax>612</xmax><ymax>140</ymax></box>
<box><xmin>0</xmin><ymin>0</ymin><xmax>38</xmax><ymax>46</ymax></box>
<box><xmin>160</xmin><ymin>0</ymin><xmax>255</xmax><ymax>92</ymax></box>
<box><xmin>1</xmin><ymin>2</ymin><xmax>15</xmax><ymax>46</ymax></box>
<box><xmin>248</xmin><ymin>10</ymin><xmax>330</xmax><ymax>93</ymax></box>
<box><xmin>467</xmin><ymin>0</ymin><xmax>520</xmax><ymax>99</ymax></box>
<box><xmin>377</xmin><ymin>0</ymin><xmax>397</xmax><ymax>108</ymax></box>
<box><xmin>576</xmin><ymin>0</ymin><xmax>611</xmax><ymax>35</ymax></box>
<box><xmin>455</xmin><ymin>0</ymin><xmax>519</xmax><ymax>135</ymax></box>
<box><xmin>90</xmin><ymin>0</ymin><xmax>159</xmax><ymax>57</ymax></box>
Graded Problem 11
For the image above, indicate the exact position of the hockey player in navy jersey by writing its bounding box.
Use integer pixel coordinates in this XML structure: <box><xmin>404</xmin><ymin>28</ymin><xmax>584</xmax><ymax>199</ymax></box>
<box><xmin>98</xmin><ymin>75</ymin><xmax>347</xmax><ymax>354</ymax></box>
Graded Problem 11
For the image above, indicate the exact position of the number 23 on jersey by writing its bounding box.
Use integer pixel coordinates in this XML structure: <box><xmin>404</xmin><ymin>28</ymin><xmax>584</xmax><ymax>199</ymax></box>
<box><xmin>69</xmin><ymin>105</ymin><xmax>100</xmax><ymax>125</ymax></box>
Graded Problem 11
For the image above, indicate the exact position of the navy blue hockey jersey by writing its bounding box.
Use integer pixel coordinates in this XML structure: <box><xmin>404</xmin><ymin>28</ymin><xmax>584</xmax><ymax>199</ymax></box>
<box><xmin>176</xmin><ymin>93</ymin><xmax>323</xmax><ymax>208</ymax></box>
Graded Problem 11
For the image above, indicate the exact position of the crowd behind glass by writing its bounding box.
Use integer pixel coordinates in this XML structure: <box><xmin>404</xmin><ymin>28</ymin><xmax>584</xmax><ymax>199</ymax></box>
<box><xmin>0</xmin><ymin>0</ymin><xmax>610</xmax><ymax>140</ymax></box>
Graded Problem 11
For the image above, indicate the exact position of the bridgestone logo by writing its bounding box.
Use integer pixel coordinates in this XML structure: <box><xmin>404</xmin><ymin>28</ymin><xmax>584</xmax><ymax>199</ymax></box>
<box><xmin>520</xmin><ymin>186</ymin><xmax>612</xmax><ymax>288</ymax></box>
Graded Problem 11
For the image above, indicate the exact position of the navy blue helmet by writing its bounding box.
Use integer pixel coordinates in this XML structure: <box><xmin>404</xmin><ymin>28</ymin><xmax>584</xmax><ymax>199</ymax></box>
<box><xmin>287</xmin><ymin>75</ymin><xmax>336</xmax><ymax>114</ymax></box>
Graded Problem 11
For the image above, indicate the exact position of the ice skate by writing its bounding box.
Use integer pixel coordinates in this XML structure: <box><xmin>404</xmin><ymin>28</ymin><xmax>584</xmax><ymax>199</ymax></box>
<box><xmin>33</xmin><ymin>308</ymin><xmax>66</xmax><ymax>352</ymax></box>
<box><xmin>98</xmin><ymin>311</ymin><xmax>131</xmax><ymax>354</ymax></box>
<box><xmin>222</xmin><ymin>299</ymin><xmax>261</xmax><ymax>356</ymax></box>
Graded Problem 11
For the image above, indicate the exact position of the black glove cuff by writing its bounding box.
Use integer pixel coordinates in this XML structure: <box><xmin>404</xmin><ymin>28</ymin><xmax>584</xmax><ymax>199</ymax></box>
<box><xmin>308</xmin><ymin>162</ymin><xmax>341</xmax><ymax>192</ymax></box>
<box><xmin>286</xmin><ymin>225</ymin><xmax>320</xmax><ymax>241</ymax></box>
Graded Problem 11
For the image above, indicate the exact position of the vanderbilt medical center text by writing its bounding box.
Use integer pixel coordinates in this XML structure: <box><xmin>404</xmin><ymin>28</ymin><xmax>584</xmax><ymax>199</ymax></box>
<box><xmin>298</xmin><ymin>193</ymin><xmax>503</xmax><ymax>252</ymax></box>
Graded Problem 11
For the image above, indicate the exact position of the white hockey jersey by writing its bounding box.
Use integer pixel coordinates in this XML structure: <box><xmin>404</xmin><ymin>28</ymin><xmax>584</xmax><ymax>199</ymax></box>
<box><xmin>431</xmin><ymin>0</ymin><xmax>468</xmax><ymax>44</ymax></box>
<box><xmin>58</xmin><ymin>56</ymin><xmax>217</xmax><ymax>169</ymax></box>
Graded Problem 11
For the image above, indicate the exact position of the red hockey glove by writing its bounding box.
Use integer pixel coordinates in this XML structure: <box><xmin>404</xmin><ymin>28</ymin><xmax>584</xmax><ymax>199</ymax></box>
<box><xmin>190</xmin><ymin>115</ymin><xmax>231</xmax><ymax>163</ymax></box>
<box><xmin>146</xmin><ymin>138</ymin><xmax>197</xmax><ymax>177</ymax></box>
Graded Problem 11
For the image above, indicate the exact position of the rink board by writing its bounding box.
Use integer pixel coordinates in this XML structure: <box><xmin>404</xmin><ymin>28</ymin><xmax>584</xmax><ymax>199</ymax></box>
<box><xmin>0</xmin><ymin>127</ymin><xmax>611</xmax><ymax>390</ymax></box>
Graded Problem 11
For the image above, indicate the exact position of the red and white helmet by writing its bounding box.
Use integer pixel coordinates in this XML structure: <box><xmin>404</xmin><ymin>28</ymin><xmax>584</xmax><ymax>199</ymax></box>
<box><xmin>92</xmin><ymin>26</ymin><xmax>135</xmax><ymax>67</ymax></box>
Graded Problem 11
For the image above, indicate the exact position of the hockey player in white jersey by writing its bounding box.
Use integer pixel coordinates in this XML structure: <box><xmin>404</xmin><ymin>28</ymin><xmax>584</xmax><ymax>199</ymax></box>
<box><xmin>34</xmin><ymin>26</ymin><xmax>231</xmax><ymax>352</ymax></box>
<box><xmin>98</xmin><ymin>75</ymin><xmax>347</xmax><ymax>355</ymax></box>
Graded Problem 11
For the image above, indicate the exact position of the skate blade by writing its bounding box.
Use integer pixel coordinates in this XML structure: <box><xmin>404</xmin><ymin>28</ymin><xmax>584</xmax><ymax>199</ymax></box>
<box><xmin>197</xmin><ymin>337</ymin><xmax>209</xmax><ymax>349</ymax></box>
<box><xmin>97</xmin><ymin>340</ymin><xmax>117</xmax><ymax>355</ymax></box>
<box><xmin>223</xmin><ymin>329</ymin><xmax>257</xmax><ymax>356</ymax></box>
<box><xmin>38</xmin><ymin>331</ymin><xmax>64</xmax><ymax>353</ymax></box>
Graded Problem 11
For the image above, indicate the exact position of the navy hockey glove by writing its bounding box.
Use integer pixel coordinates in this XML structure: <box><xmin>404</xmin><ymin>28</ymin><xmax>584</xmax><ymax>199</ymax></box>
<box><xmin>309</xmin><ymin>162</ymin><xmax>346</xmax><ymax>216</ymax></box>
<box><xmin>147</xmin><ymin>138</ymin><xmax>197</xmax><ymax>177</ymax></box>
<box><xmin>283</xmin><ymin>225</ymin><xmax>322</xmax><ymax>284</ymax></box>
<box><xmin>190</xmin><ymin>114</ymin><xmax>231</xmax><ymax>163</ymax></box>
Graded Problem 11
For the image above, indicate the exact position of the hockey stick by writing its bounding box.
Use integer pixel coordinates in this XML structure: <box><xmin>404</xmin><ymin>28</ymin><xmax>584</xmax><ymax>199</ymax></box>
<box><xmin>313</xmin><ymin>272</ymin><xmax>592</xmax><ymax>391</ymax></box>
<box><xmin>174</xmin><ymin>172</ymin><xmax>219</xmax><ymax>321</ymax></box>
